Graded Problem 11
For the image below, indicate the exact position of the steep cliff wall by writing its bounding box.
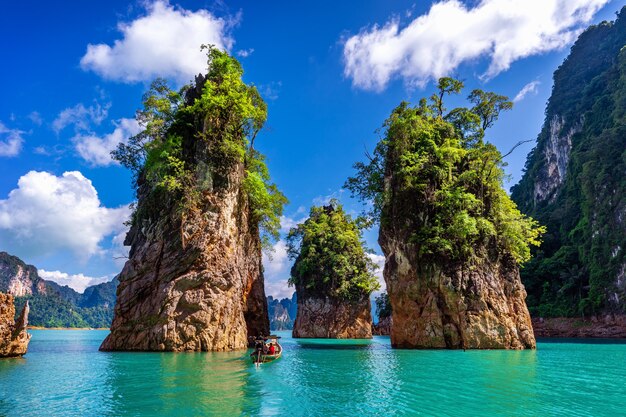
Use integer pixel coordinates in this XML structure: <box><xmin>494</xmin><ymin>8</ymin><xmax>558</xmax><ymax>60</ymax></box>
<box><xmin>101</xmin><ymin>50</ymin><xmax>278</xmax><ymax>352</ymax></box>
<box><xmin>0</xmin><ymin>292</ymin><xmax>30</xmax><ymax>357</ymax></box>
<box><xmin>293</xmin><ymin>296</ymin><xmax>372</xmax><ymax>339</ymax></box>
<box><xmin>0</xmin><ymin>252</ymin><xmax>48</xmax><ymax>297</ymax></box>
<box><xmin>380</xmin><ymin>228</ymin><xmax>535</xmax><ymax>348</ymax></box>
<box><xmin>101</xmin><ymin>162</ymin><xmax>267</xmax><ymax>351</ymax></box>
<box><xmin>512</xmin><ymin>8</ymin><xmax>626</xmax><ymax>316</ymax></box>
<box><xmin>268</xmin><ymin>295</ymin><xmax>296</xmax><ymax>330</ymax></box>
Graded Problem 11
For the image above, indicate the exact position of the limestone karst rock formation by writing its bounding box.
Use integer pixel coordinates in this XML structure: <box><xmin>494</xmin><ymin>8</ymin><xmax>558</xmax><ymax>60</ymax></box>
<box><xmin>100</xmin><ymin>51</ymin><xmax>277</xmax><ymax>352</ymax></box>
<box><xmin>288</xmin><ymin>203</ymin><xmax>378</xmax><ymax>339</ymax></box>
<box><xmin>379</xmin><ymin>229</ymin><xmax>536</xmax><ymax>348</ymax></box>
<box><xmin>347</xmin><ymin>82</ymin><xmax>542</xmax><ymax>349</ymax></box>
<box><xmin>0</xmin><ymin>292</ymin><xmax>30</xmax><ymax>357</ymax></box>
<box><xmin>292</xmin><ymin>296</ymin><xmax>373</xmax><ymax>339</ymax></box>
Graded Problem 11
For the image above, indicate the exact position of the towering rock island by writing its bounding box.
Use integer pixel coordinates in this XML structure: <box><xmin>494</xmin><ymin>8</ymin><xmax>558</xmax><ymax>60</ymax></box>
<box><xmin>101</xmin><ymin>48</ymin><xmax>285</xmax><ymax>351</ymax></box>
<box><xmin>347</xmin><ymin>79</ymin><xmax>543</xmax><ymax>349</ymax></box>
<box><xmin>0</xmin><ymin>292</ymin><xmax>30</xmax><ymax>357</ymax></box>
<box><xmin>512</xmin><ymin>8</ymin><xmax>626</xmax><ymax>320</ymax></box>
<box><xmin>288</xmin><ymin>202</ymin><xmax>379</xmax><ymax>338</ymax></box>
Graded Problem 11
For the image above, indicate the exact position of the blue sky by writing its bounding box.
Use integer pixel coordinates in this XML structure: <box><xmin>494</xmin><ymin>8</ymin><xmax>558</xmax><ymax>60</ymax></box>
<box><xmin>0</xmin><ymin>0</ymin><xmax>622</xmax><ymax>296</ymax></box>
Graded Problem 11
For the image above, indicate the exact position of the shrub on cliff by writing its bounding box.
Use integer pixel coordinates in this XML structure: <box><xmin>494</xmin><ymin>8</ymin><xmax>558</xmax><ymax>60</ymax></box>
<box><xmin>346</xmin><ymin>77</ymin><xmax>544</xmax><ymax>267</ymax></box>
<box><xmin>112</xmin><ymin>46</ymin><xmax>286</xmax><ymax>249</ymax></box>
<box><xmin>287</xmin><ymin>200</ymin><xmax>379</xmax><ymax>301</ymax></box>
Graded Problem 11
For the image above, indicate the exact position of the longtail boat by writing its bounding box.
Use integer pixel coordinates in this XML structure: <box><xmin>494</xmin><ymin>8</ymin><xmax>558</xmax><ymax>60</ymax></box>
<box><xmin>251</xmin><ymin>335</ymin><xmax>282</xmax><ymax>364</ymax></box>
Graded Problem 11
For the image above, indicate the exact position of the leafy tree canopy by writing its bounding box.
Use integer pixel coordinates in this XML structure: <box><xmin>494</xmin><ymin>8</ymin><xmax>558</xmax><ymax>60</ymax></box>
<box><xmin>346</xmin><ymin>77</ymin><xmax>544</xmax><ymax>266</ymax></box>
<box><xmin>375</xmin><ymin>292</ymin><xmax>392</xmax><ymax>319</ymax></box>
<box><xmin>112</xmin><ymin>46</ymin><xmax>286</xmax><ymax>248</ymax></box>
<box><xmin>287</xmin><ymin>200</ymin><xmax>380</xmax><ymax>301</ymax></box>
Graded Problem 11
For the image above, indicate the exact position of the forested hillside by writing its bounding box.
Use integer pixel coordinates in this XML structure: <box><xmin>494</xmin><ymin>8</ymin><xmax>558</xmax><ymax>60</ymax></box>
<box><xmin>511</xmin><ymin>8</ymin><xmax>626</xmax><ymax>317</ymax></box>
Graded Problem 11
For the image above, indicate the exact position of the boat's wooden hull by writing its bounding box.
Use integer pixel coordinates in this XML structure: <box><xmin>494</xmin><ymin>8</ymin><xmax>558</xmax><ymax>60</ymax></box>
<box><xmin>251</xmin><ymin>344</ymin><xmax>282</xmax><ymax>363</ymax></box>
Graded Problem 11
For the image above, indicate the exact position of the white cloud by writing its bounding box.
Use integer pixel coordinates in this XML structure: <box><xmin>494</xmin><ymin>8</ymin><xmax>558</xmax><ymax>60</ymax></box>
<box><xmin>343</xmin><ymin>0</ymin><xmax>609</xmax><ymax>91</ymax></box>
<box><xmin>513</xmin><ymin>80</ymin><xmax>540</xmax><ymax>102</ymax></box>
<box><xmin>73</xmin><ymin>118</ymin><xmax>141</xmax><ymax>166</ymax></box>
<box><xmin>28</xmin><ymin>112</ymin><xmax>43</xmax><ymax>126</ymax></box>
<box><xmin>265</xmin><ymin>279</ymin><xmax>294</xmax><ymax>300</ymax></box>
<box><xmin>237</xmin><ymin>48</ymin><xmax>254</xmax><ymax>58</ymax></box>
<box><xmin>367</xmin><ymin>252</ymin><xmax>386</xmax><ymax>293</ymax></box>
<box><xmin>259</xmin><ymin>81</ymin><xmax>282</xmax><ymax>101</ymax></box>
<box><xmin>0</xmin><ymin>122</ymin><xmax>24</xmax><ymax>157</ymax></box>
<box><xmin>80</xmin><ymin>0</ymin><xmax>236</xmax><ymax>84</ymax></box>
<box><xmin>263</xmin><ymin>240</ymin><xmax>293</xmax><ymax>299</ymax></box>
<box><xmin>312</xmin><ymin>189</ymin><xmax>345</xmax><ymax>206</ymax></box>
<box><xmin>0</xmin><ymin>171</ymin><xmax>130</xmax><ymax>261</ymax></box>
<box><xmin>264</xmin><ymin>240</ymin><xmax>289</xmax><ymax>275</ymax></box>
<box><xmin>52</xmin><ymin>102</ymin><xmax>110</xmax><ymax>133</ymax></box>
<box><xmin>38</xmin><ymin>269</ymin><xmax>112</xmax><ymax>293</ymax></box>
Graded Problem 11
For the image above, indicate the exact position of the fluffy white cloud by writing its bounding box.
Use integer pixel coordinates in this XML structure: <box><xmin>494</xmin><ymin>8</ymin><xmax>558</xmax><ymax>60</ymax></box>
<box><xmin>80</xmin><ymin>0</ymin><xmax>236</xmax><ymax>83</ymax></box>
<box><xmin>263</xmin><ymin>240</ymin><xmax>293</xmax><ymax>299</ymax></box>
<box><xmin>0</xmin><ymin>122</ymin><xmax>24</xmax><ymax>157</ymax></box>
<box><xmin>513</xmin><ymin>80</ymin><xmax>541</xmax><ymax>102</ymax></box>
<box><xmin>265</xmin><ymin>279</ymin><xmax>294</xmax><ymax>300</ymax></box>
<box><xmin>52</xmin><ymin>102</ymin><xmax>110</xmax><ymax>133</ymax></box>
<box><xmin>367</xmin><ymin>252</ymin><xmax>386</xmax><ymax>293</ymax></box>
<box><xmin>38</xmin><ymin>269</ymin><xmax>113</xmax><ymax>293</ymax></box>
<box><xmin>343</xmin><ymin>0</ymin><xmax>609</xmax><ymax>91</ymax></box>
<box><xmin>0</xmin><ymin>171</ymin><xmax>130</xmax><ymax>260</ymax></box>
<box><xmin>73</xmin><ymin>118</ymin><xmax>141</xmax><ymax>166</ymax></box>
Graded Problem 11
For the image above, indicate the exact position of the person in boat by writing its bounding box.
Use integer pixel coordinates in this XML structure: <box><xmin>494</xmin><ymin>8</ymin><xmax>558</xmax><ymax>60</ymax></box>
<box><xmin>268</xmin><ymin>342</ymin><xmax>276</xmax><ymax>355</ymax></box>
<box><xmin>254</xmin><ymin>338</ymin><xmax>265</xmax><ymax>354</ymax></box>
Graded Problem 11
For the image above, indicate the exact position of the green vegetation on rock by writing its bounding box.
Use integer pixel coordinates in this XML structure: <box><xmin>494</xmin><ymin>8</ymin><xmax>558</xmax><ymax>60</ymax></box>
<box><xmin>511</xmin><ymin>9</ymin><xmax>626</xmax><ymax>317</ymax></box>
<box><xmin>287</xmin><ymin>200</ymin><xmax>379</xmax><ymax>301</ymax></box>
<box><xmin>375</xmin><ymin>293</ymin><xmax>392</xmax><ymax>320</ymax></box>
<box><xmin>346</xmin><ymin>78</ymin><xmax>544</xmax><ymax>267</ymax></box>
<box><xmin>112</xmin><ymin>46</ymin><xmax>286</xmax><ymax>248</ymax></box>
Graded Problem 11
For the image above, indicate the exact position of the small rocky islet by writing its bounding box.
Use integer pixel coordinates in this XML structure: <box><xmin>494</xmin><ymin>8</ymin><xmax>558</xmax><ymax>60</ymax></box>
<box><xmin>0</xmin><ymin>292</ymin><xmax>30</xmax><ymax>358</ymax></box>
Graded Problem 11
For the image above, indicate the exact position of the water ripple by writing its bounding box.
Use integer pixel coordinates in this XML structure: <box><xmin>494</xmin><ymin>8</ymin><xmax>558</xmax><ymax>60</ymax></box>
<box><xmin>1</xmin><ymin>331</ymin><xmax>625</xmax><ymax>416</ymax></box>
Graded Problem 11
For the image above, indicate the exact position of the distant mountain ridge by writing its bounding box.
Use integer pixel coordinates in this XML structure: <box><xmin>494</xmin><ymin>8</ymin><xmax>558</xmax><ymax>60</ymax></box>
<box><xmin>0</xmin><ymin>252</ymin><xmax>118</xmax><ymax>327</ymax></box>
<box><xmin>267</xmin><ymin>293</ymin><xmax>297</xmax><ymax>330</ymax></box>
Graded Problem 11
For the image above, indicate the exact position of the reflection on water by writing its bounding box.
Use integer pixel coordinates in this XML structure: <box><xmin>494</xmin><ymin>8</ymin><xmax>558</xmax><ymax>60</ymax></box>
<box><xmin>1</xmin><ymin>330</ymin><xmax>625</xmax><ymax>416</ymax></box>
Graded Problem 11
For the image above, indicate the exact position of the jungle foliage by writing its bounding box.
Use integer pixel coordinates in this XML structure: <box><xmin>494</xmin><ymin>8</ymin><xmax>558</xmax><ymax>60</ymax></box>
<box><xmin>112</xmin><ymin>46</ymin><xmax>286</xmax><ymax>248</ymax></box>
<box><xmin>346</xmin><ymin>78</ymin><xmax>544</xmax><ymax>267</ymax></box>
<box><xmin>375</xmin><ymin>293</ymin><xmax>392</xmax><ymax>320</ymax></box>
<box><xmin>511</xmin><ymin>10</ymin><xmax>626</xmax><ymax>317</ymax></box>
<box><xmin>287</xmin><ymin>200</ymin><xmax>380</xmax><ymax>301</ymax></box>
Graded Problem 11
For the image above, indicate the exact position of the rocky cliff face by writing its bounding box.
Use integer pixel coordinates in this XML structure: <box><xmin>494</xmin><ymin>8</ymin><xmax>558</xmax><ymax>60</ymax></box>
<box><xmin>0</xmin><ymin>252</ymin><xmax>48</xmax><ymax>297</ymax></box>
<box><xmin>533</xmin><ymin>115</ymin><xmax>580</xmax><ymax>203</ymax></box>
<box><xmin>292</xmin><ymin>296</ymin><xmax>372</xmax><ymax>339</ymax></box>
<box><xmin>380</xmin><ymin>228</ymin><xmax>535</xmax><ymax>349</ymax></box>
<box><xmin>0</xmin><ymin>292</ymin><xmax>30</xmax><ymax>357</ymax></box>
<box><xmin>101</xmin><ymin>75</ymin><xmax>269</xmax><ymax>352</ymax></box>
<box><xmin>511</xmin><ymin>9</ymin><xmax>626</xmax><ymax>316</ymax></box>
<box><xmin>372</xmin><ymin>316</ymin><xmax>391</xmax><ymax>336</ymax></box>
<box><xmin>267</xmin><ymin>295</ymin><xmax>295</xmax><ymax>330</ymax></box>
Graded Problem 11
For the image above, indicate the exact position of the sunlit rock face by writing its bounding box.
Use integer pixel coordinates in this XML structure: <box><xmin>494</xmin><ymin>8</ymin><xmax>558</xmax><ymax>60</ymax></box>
<box><xmin>533</xmin><ymin>115</ymin><xmax>580</xmax><ymax>203</ymax></box>
<box><xmin>292</xmin><ymin>295</ymin><xmax>372</xmax><ymax>339</ymax></box>
<box><xmin>0</xmin><ymin>252</ymin><xmax>48</xmax><ymax>297</ymax></box>
<box><xmin>379</xmin><ymin>230</ymin><xmax>536</xmax><ymax>349</ymax></box>
<box><xmin>0</xmin><ymin>292</ymin><xmax>30</xmax><ymax>357</ymax></box>
<box><xmin>100</xmin><ymin>78</ymin><xmax>269</xmax><ymax>352</ymax></box>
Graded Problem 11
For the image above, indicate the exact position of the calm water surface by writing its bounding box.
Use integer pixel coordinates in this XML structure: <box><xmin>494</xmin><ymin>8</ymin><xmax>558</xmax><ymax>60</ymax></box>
<box><xmin>1</xmin><ymin>330</ymin><xmax>625</xmax><ymax>416</ymax></box>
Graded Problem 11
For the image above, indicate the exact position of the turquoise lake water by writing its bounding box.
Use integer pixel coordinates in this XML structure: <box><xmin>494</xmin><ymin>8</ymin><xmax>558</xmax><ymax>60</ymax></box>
<box><xmin>1</xmin><ymin>331</ymin><xmax>625</xmax><ymax>416</ymax></box>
